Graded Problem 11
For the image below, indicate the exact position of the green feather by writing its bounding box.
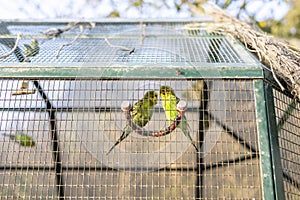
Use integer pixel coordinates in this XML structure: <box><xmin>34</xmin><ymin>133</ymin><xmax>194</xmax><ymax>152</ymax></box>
<box><xmin>159</xmin><ymin>86</ymin><xmax>180</xmax><ymax>125</ymax></box>
<box><xmin>159</xmin><ymin>85</ymin><xmax>199</xmax><ymax>152</ymax></box>
<box><xmin>5</xmin><ymin>133</ymin><xmax>36</xmax><ymax>147</ymax></box>
<box><xmin>107</xmin><ymin>90</ymin><xmax>158</xmax><ymax>154</ymax></box>
<box><xmin>24</xmin><ymin>39</ymin><xmax>39</xmax><ymax>57</ymax></box>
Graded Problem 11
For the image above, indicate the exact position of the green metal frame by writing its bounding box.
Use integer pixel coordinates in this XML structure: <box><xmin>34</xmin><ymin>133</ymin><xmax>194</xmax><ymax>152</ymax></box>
<box><xmin>254</xmin><ymin>80</ymin><xmax>285</xmax><ymax>200</ymax></box>
<box><xmin>0</xmin><ymin>64</ymin><xmax>262</xmax><ymax>79</ymax></box>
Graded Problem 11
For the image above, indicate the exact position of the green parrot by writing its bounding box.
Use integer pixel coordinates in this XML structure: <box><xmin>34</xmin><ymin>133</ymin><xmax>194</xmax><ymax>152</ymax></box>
<box><xmin>3</xmin><ymin>133</ymin><xmax>36</xmax><ymax>147</ymax></box>
<box><xmin>159</xmin><ymin>85</ymin><xmax>199</xmax><ymax>152</ymax></box>
<box><xmin>24</xmin><ymin>39</ymin><xmax>39</xmax><ymax>57</ymax></box>
<box><xmin>107</xmin><ymin>90</ymin><xmax>158</xmax><ymax>155</ymax></box>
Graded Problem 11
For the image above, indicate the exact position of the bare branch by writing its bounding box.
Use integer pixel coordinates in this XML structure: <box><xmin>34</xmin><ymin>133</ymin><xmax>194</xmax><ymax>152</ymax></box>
<box><xmin>55</xmin><ymin>25</ymin><xmax>84</xmax><ymax>58</ymax></box>
<box><xmin>0</xmin><ymin>33</ymin><xmax>22</xmax><ymax>59</ymax></box>
<box><xmin>104</xmin><ymin>38</ymin><xmax>134</xmax><ymax>53</ymax></box>
<box><xmin>44</xmin><ymin>27</ymin><xmax>64</xmax><ymax>37</ymax></box>
<box><xmin>44</xmin><ymin>21</ymin><xmax>95</xmax><ymax>37</ymax></box>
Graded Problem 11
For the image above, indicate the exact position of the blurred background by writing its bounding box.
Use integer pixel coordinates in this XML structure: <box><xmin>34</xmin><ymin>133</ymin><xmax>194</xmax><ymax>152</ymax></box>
<box><xmin>0</xmin><ymin>0</ymin><xmax>299</xmax><ymax>46</ymax></box>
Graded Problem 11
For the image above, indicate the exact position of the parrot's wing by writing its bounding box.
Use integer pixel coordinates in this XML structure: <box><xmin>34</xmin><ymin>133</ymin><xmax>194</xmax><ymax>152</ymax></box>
<box><xmin>130</xmin><ymin>100</ymin><xmax>143</xmax><ymax>118</ymax></box>
<box><xmin>23</xmin><ymin>44</ymin><xmax>32</xmax><ymax>50</ymax></box>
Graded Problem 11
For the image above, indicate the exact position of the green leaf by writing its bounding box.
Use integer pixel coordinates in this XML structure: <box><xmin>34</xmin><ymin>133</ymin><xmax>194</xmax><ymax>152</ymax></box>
<box><xmin>9</xmin><ymin>133</ymin><xmax>36</xmax><ymax>147</ymax></box>
<box><xmin>107</xmin><ymin>10</ymin><xmax>120</xmax><ymax>18</ymax></box>
<box><xmin>224</xmin><ymin>0</ymin><xmax>232</xmax><ymax>8</ymax></box>
<box><xmin>131</xmin><ymin>0</ymin><xmax>143</xmax><ymax>7</ymax></box>
<box><xmin>15</xmin><ymin>134</ymin><xmax>36</xmax><ymax>147</ymax></box>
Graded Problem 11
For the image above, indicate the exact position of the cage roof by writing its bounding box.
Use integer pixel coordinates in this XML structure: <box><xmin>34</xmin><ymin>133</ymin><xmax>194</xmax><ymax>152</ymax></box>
<box><xmin>0</xmin><ymin>20</ymin><xmax>261</xmax><ymax>78</ymax></box>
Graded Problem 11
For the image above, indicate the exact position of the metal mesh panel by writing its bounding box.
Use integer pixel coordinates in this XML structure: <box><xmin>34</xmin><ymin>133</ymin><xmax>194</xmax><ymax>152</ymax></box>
<box><xmin>0</xmin><ymin>37</ymin><xmax>244</xmax><ymax>64</ymax></box>
<box><xmin>273</xmin><ymin>89</ymin><xmax>300</xmax><ymax>200</ymax></box>
<box><xmin>0</xmin><ymin>78</ymin><xmax>262</xmax><ymax>199</ymax></box>
<box><xmin>0</xmin><ymin>22</ymin><xmax>256</xmax><ymax>65</ymax></box>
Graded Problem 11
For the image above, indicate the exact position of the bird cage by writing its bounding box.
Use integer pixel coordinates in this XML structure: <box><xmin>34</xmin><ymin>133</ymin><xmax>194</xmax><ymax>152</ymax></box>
<box><xmin>0</xmin><ymin>19</ymin><xmax>299</xmax><ymax>200</ymax></box>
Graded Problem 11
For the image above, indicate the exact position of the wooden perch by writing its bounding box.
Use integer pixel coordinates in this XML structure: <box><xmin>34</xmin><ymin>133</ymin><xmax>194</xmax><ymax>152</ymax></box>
<box><xmin>121</xmin><ymin>101</ymin><xmax>186</xmax><ymax>137</ymax></box>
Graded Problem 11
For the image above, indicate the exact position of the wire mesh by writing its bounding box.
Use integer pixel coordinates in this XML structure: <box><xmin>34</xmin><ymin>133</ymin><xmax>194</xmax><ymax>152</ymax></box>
<box><xmin>273</xmin><ymin>89</ymin><xmax>300</xmax><ymax>200</ymax></box>
<box><xmin>0</xmin><ymin>21</ymin><xmax>256</xmax><ymax>65</ymax></box>
<box><xmin>0</xmin><ymin>78</ymin><xmax>262</xmax><ymax>199</ymax></box>
<box><xmin>0</xmin><ymin>20</ymin><xmax>268</xmax><ymax>199</ymax></box>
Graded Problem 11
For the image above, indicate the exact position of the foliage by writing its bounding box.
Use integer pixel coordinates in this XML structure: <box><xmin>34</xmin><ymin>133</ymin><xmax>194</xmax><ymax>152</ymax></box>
<box><xmin>12</xmin><ymin>0</ymin><xmax>297</xmax><ymax>38</ymax></box>
<box><xmin>262</xmin><ymin>0</ymin><xmax>300</xmax><ymax>37</ymax></box>
<box><xmin>183</xmin><ymin>0</ymin><xmax>295</xmax><ymax>37</ymax></box>
<box><xmin>108</xmin><ymin>0</ymin><xmax>296</xmax><ymax>38</ymax></box>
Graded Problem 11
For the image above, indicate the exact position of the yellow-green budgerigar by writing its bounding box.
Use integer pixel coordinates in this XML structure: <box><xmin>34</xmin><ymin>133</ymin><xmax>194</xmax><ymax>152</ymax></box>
<box><xmin>3</xmin><ymin>133</ymin><xmax>36</xmax><ymax>147</ymax></box>
<box><xmin>24</xmin><ymin>39</ymin><xmax>39</xmax><ymax>57</ymax></box>
<box><xmin>107</xmin><ymin>90</ymin><xmax>158</xmax><ymax>154</ymax></box>
<box><xmin>159</xmin><ymin>85</ymin><xmax>199</xmax><ymax>151</ymax></box>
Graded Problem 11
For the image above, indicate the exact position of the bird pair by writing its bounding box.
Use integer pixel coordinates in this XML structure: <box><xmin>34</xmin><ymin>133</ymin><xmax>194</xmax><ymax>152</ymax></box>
<box><xmin>106</xmin><ymin>85</ymin><xmax>198</xmax><ymax>155</ymax></box>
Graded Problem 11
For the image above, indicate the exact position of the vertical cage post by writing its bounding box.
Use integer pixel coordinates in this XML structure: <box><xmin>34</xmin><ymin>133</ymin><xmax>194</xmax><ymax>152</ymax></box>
<box><xmin>254</xmin><ymin>80</ymin><xmax>285</xmax><ymax>200</ymax></box>
<box><xmin>263</xmin><ymin>81</ymin><xmax>285</xmax><ymax>200</ymax></box>
<box><xmin>195</xmin><ymin>80</ymin><xmax>209</xmax><ymax>199</ymax></box>
<box><xmin>33</xmin><ymin>81</ymin><xmax>65</xmax><ymax>200</ymax></box>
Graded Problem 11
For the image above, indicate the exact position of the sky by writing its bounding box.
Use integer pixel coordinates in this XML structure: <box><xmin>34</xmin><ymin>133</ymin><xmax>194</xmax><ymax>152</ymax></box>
<box><xmin>0</xmin><ymin>0</ymin><xmax>290</xmax><ymax>21</ymax></box>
